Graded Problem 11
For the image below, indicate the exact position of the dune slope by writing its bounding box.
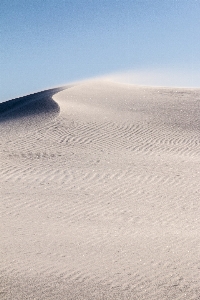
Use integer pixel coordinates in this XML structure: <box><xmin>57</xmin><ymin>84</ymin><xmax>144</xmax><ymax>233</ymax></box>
<box><xmin>1</xmin><ymin>80</ymin><xmax>200</xmax><ymax>299</ymax></box>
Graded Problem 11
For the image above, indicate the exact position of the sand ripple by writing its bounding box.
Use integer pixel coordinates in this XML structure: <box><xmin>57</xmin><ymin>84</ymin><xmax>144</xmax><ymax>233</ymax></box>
<box><xmin>1</xmin><ymin>80</ymin><xmax>200</xmax><ymax>299</ymax></box>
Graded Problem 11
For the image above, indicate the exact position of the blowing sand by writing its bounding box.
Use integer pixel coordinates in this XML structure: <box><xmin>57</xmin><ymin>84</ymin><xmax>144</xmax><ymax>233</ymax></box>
<box><xmin>1</xmin><ymin>79</ymin><xmax>200</xmax><ymax>299</ymax></box>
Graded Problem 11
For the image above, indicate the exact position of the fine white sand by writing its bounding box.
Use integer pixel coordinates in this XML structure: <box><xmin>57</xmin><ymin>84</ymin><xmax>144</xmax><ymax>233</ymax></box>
<box><xmin>1</xmin><ymin>79</ymin><xmax>200</xmax><ymax>299</ymax></box>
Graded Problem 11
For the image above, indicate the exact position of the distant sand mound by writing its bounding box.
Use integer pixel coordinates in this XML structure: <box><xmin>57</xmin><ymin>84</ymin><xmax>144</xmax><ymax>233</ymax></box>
<box><xmin>1</xmin><ymin>80</ymin><xmax>200</xmax><ymax>299</ymax></box>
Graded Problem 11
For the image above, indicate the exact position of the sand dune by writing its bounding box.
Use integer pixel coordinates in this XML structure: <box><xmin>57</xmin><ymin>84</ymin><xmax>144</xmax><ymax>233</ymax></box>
<box><xmin>1</xmin><ymin>79</ymin><xmax>200</xmax><ymax>299</ymax></box>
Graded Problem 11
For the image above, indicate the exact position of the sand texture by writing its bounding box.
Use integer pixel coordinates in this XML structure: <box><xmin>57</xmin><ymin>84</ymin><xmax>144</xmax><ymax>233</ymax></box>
<box><xmin>1</xmin><ymin>80</ymin><xmax>200</xmax><ymax>299</ymax></box>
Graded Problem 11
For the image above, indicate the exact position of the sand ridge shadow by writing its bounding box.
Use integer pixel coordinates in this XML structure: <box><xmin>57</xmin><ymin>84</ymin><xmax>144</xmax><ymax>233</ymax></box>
<box><xmin>0</xmin><ymin>86</ymin><xmax>72</xmax><ymax>123</ymax></box>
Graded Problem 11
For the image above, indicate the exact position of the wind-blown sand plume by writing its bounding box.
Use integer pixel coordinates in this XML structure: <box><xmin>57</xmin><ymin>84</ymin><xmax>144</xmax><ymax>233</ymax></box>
<box><xmin>1</xmin><ymin>79</ymin><xmax>200</xmax><ymax>299</ymax></box>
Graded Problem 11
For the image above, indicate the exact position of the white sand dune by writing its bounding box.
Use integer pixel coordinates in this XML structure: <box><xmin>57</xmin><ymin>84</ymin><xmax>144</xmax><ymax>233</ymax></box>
<box><xmin>1</xmin><ymin>79</ymin><xmax>200</xmax><ymax>299</ymax></box>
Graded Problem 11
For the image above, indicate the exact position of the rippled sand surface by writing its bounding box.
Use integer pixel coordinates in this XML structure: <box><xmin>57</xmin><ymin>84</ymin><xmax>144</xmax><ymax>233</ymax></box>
<box><xmin>1</xmin><ymin>80</ymin><xmax>200</xmax><ymax>299</ymax></box>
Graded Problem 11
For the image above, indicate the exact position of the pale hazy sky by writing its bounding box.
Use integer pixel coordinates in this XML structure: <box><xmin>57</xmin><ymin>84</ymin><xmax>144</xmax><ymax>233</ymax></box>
<box><xmin>1</xmin><ymin>0</ymin><xmax>200</xmax><ymax>101</ymax></box>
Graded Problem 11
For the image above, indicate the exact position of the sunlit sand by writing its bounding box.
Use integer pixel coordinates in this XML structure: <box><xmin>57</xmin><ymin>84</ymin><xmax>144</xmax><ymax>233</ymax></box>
<box><xmin>1</xmin><ymin>79</ymin><xmax>200</xmax><ymax>299</ymax></box>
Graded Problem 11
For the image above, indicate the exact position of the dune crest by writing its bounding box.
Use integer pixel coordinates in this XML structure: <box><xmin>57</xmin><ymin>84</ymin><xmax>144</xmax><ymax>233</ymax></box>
<box><xmin>1</xmin><ymin>80</ymin><xmax>200</xmax><ymax>299</ymax></box>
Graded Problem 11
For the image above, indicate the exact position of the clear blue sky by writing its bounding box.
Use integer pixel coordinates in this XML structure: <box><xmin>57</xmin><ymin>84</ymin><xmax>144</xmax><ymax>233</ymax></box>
<box><xmin>1</xmin><ymin>0</ymin><xmax>200</xmax><ymax>101</ymax></box>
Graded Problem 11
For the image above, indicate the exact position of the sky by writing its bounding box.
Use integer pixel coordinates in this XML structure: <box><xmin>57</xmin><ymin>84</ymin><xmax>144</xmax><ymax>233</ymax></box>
<box><xmin>1</xmin><ymin>0</ymin><xmax>200</xmax><ymax>102</ymax></box>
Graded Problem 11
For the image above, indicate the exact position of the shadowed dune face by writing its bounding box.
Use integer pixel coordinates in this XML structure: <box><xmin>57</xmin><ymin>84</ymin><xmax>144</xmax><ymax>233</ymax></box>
<box><xmin>0</xmin><ymin>86</ymin><xmax>73</xmax><ymax>137</ymax></box>
<box><xmin>0</xmin><ymin>87</ymin><xmax>68</xmax><ymax>125</ymax></box>
<box><xmin>1</xmin><ymin>80</ymin><xmax>200</xmax><ymax>299</ymax></box>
